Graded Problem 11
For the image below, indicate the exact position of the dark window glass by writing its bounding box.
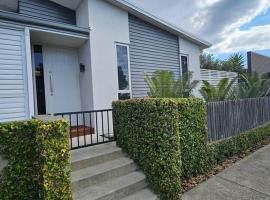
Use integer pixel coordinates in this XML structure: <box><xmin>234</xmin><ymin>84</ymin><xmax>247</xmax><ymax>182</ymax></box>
<box><xmin>34</xmin><ymin>45</ymin><xmax>46</xmax><ymax>115</ymax></box>
<box><xmin>181</xmin><ymin>55</ymin><xmax>188</xmax><ymax>74</ymax></box>
<box><xmin>116</xmin><ymin>45</ymin><xmax>130</xmax><ymax>90</ymax></box>
<box><xmin>118</xmin><ymin>93</ymin><xmax>131</xmax><ymax>100</ymax></box>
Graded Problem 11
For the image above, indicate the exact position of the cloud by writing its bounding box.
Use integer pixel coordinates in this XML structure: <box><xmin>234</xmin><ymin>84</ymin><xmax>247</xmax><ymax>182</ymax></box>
<box><xmin>128</xmin><ymin>0</ymin><xmax>270</xmax><ymax>54</ymax></box>
<box><xmin>210</xmin><ymin>24</ymin><xmax>270</xmax><ymax>53</ymax></box>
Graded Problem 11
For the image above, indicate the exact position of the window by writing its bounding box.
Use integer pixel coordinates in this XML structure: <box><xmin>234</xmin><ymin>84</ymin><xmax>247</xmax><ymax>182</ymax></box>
<box><xmin>181</xmin><ymin>55</ymin><xmax>189</xmax><ymax>75</ymax></box>
<box><xmin>116</xmin><ymin>44</ymin><xmax>131</xmax><ymax>100</ymax></box>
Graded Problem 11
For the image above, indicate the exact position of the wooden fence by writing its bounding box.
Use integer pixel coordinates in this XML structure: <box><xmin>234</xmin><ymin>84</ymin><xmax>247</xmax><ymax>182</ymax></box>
<box><xmin>207</xmin><ymin>97</ymin><xmax>270</xmax><ymax>142</ymax></box>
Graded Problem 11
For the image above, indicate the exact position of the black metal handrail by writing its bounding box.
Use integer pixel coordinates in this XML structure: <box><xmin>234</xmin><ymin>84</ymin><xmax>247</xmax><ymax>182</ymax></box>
<box><xmin>55</xmin><ymin>109</ymin><xmax>114</xmax><ymax>150</ymax></box>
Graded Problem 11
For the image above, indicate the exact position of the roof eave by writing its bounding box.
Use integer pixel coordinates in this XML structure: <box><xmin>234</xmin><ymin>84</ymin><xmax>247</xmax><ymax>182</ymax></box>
<box><xmin>106</xmin><ymin>0</ymin><xmax>211</xmax><ymax>49</ymax></box>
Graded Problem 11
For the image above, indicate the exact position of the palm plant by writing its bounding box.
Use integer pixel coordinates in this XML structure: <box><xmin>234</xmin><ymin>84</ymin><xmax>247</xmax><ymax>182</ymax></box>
<box><xmin>223</xmin><ymin>53</ymin><xmax>245</xmax><ymax>74</ymax></box>
<box><xmin>200</xmin><ymin>78</ymin><xmax>236</xmax><ymax>102</ymax></box>
<box><xmin>234</xmin><ymin>73</ymin><xmax>270</xmax><ymax>98</ymax></box>
<box><xmin>174</xmin><ymin>72</ymin><xmax>199</xmax><ymax>98</ymax></box>
<box><xmin>144</xmin><ymin>70</ymin><xmax>199</xmax><ymax>98</ymax></box>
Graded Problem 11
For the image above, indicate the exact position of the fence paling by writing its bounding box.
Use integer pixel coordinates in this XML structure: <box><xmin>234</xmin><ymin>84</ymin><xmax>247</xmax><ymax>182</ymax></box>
<box><xmin>207</xmin><ymin>97</ymin><xmax>270</xmax><ymax>142</ymax></box>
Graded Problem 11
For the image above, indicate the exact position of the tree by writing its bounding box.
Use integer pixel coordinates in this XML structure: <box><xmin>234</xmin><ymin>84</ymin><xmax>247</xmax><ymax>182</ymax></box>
<box><xmin>144</xmin><ymin>70</ymin><xmax>199</xmax><ymax>98</ymax></box>
<box><xmin>200</xmin><ymin>52</ymin><xmax>248</xmax><ymax>73</ymax></box>
<box><xmin>234</xmin><ymin>73</ymin><xmax>270</xmax><ymax>99</ymax></box>
<box><xmin>200</xmin><ymin>78</ymin><xmax>236</xmax><ymax>102</ymax></box>
<box><xmin>200</xmin><ymin>53</ymin><xmax>222</xmax><ymax>70</ymax></box>
<box><xmin>223</xmin><ymin>53</ymin><xmax>246</xmax><ymax>74</ymax></box>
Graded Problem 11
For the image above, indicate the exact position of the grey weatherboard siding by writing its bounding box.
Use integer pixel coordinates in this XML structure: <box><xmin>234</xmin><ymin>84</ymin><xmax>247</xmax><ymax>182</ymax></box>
<box><xmin>18</xmin><ymin>0</ymin><xmax>76</xmax><ymax>25</ymax></box>
<box><xmin>0</xmin><ymin>28</ymin><xmax>27</xmax><ymax>122</ymax></box>
<box><xmin>129</xmin><ymin>14</ymin><xmax>180</xmax><ymax>98</ymax></box>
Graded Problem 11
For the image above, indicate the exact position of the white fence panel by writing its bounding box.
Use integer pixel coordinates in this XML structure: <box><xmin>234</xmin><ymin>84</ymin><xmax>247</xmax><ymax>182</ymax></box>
<box><xmin>200</xmin><ymin>69</ymin><xmax>238</xmax><ymax>86</ymax></box>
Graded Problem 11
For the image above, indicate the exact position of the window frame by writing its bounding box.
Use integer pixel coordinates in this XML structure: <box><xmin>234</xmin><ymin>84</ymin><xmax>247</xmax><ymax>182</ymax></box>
<box><xmin>180</xmin><ymin>54</ymin><xmax>189</xmax><ymax>75</ymax></box>
<box><xmin>115</xmin><ymin>43</ymin><xmax>132</xmax><ymax>100</ymax></box>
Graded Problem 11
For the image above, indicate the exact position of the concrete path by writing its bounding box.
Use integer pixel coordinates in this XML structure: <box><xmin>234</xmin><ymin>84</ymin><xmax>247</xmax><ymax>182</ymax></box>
<box><xmin>182</xmin><ymin>144</ymin><xmax>270</xmax><ymax>200</ymax></box>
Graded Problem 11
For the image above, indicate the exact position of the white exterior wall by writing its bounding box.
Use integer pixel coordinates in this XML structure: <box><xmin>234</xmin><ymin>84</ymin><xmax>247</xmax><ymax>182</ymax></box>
<box><xmin>179</xmin><ymin>37</ymin><xmax>202</xmax><ymax>97</ymax></box>
<box><xmin>76</xmin><ymin>0</ymin><xmax>89</xmax><ymax>28</ymax></box>
<box><xmin>76</xmin><ymin>0</ymin><xmax>94</xmax><ymax>111</ymax></box>
<box><xmin>88</xmin><ymin>0</ymin><xmax>130</xmax><ymax>109</ymax></box>
<box><xmin>78</xmin><ymin>41</ymin><xmax>94</xmax><ymax>111</ymax></box>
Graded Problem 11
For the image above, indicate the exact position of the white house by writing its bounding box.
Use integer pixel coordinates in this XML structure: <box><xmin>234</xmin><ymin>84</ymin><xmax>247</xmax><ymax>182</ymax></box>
<box><xmin>0</xmin><ymin>0</ymin><xmax>211</xmax><ymax>123</ymax></box>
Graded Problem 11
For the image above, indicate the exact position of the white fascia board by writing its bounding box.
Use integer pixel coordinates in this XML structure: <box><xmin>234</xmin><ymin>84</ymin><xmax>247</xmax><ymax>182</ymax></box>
<box><xmin>106</xmin><ymin>0</ymin><xmax>212</xmax><ymax>49</ymax></box>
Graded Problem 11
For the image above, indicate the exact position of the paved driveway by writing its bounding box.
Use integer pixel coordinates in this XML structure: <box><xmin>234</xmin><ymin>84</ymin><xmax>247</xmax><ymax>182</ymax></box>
<box><xmin>182</xmin><ymin>144</ymin><xmax>270</xmax><ymax>200</ymax></box>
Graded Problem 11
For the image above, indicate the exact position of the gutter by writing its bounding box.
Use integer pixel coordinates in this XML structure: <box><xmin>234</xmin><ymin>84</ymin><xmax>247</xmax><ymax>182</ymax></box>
<box><xmin>0</xmin><ymin>10</ymin><xmax>89</xmax><ymax>36</ymax></box>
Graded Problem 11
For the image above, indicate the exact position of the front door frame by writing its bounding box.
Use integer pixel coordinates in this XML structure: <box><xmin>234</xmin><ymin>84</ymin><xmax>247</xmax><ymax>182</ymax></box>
<box><xmin>32</xmin><ymin>45</ymin><xmax>82</xmax><ymax>115</ymax></box>
<box><xmin>31</xmin><ymin>44</ymin><xmax>43</xmax><ymax>115</ymax></box>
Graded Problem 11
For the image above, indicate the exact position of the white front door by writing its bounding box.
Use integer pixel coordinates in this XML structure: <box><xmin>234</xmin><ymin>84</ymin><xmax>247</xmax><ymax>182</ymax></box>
<box><xmin>43</xmin><ymin>46</ymin><xmax>81</xmax><ymax>114</ymax></box>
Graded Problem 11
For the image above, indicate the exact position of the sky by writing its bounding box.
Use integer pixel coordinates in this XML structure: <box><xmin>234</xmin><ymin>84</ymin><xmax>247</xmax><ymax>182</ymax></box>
<box><xmin>128</xmin><ymin>0</ymin><xmax>270</xmax><ymax>65</ymax></box>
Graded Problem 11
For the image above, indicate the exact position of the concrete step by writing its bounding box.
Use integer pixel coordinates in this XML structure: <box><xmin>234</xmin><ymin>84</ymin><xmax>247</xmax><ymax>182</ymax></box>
<box><xmin>120</xmin><ymin>188</ymin><xmax>158</xmax><ymax>200</ymax></box>
<box><xmin>74</xmin><ymin>171</ymin><xmax>148</xmax><ymax>200</ymax></box>
<box><xmin>72</xmin><ymin>142</ymin><xmax>123</xmax><ymax>171</ymax></box>
<box><xmin>72</xmin><ymin>157</ymin><xmax>137</xmax><ymax>191</ymax></box>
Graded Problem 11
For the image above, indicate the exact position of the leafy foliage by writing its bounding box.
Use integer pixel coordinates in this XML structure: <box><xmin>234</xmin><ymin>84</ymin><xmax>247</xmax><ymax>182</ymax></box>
<box><xmin>209</xmin><ymin>123</ymin><xmax>270</xmax><ymax>165</ymax></box>
<box><xmin>113</xmin><ymin>99</ymin><xmax>182</xmax><ymax>200</ymax></box>
<box><xmin>175</xmin><ymin>72</ymin><xmax>200</xmax><ymax>98</ymax></box>
<box><xmin>113</xmin><ymin>97</ymin><xmax>270</xmax><ymax>199</ymax></box>
<box><xmin>0</xmin><ymin>119</ymin><xmax>72</xmax><ymax>200</ymax></box>
<box><xmin>0</xmin><ymin>121</ymin><xmax>40</xmax><ymax>200</ymax></box>
<box><xmin>200</xmin><ymin>53</ymin><xmax>222</xmax><ymax>70</ymax></box>
<box><xmin>177</xmin><ymin>98</ymin><xmax>210</xmax><ymax>179</ymax></box>
<box><xmin>223</xmin><ymin>53</ymin><xmax>246</xmax><ymax>73</ymax></box>
<box><xmin>200</xmin><ymin>72</ymin><xmax>270</xmax><ymax>102</ymax></box>
<box><xmin>200</xmin><ymin>78</ymin><xmax>236</xmax><ymax>102</ymax></box>
<box><xmin>235</xmin><ymin>73</ymin><xmax>270</xmax><ymax>99</ymax></box>
<box><xmin>144</xmin><ymin>70</ymin><xmax>199</xmax><ymax>98</ymax></box>
<box><xmin>200</xmin><ymin>52</ymin><xmax>247</xmax><ymax>73</ymax></box>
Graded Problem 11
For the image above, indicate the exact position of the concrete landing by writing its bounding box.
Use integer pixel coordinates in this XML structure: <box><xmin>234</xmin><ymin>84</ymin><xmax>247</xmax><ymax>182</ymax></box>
<box><xmin>182</xmin><ymin>144</ymin><xmax>270</xmax><ymax>200</ymax></box>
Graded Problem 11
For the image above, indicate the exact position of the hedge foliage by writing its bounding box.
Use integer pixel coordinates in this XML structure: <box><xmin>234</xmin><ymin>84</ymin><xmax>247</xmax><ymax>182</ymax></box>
<box><xmin>209</xmin><ymin>123</ymin><xmax>270</xmax><ymax>166</ymax></box>
<box><xmin>176</xmin><ymin>98</ymin><xmax>210</xmax><ymax>179</ymax></box>
<box><xmin>113</xmin><ymin>97</ymin><xmax>270</xmax><ymax>200</ymax></box>
<box><xmin>0</xmin><ymin>119</ymin><xmax>73</xmax><ymax>200</ymax></box>
<box><xmin>113</xmin><ymin>99</ymin><xmax>182</xmax><ymax>200</ymax></box>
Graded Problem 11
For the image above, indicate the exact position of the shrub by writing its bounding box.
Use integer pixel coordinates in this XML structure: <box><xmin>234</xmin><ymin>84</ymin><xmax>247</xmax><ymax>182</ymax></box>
<box><xmin>0</xmin><ymin>119</ymin><xmax>72</xmax><ymax>200</ymax></box>
<box><xmin>113</xmin><ymin>97</ymin><xmax>270</xmax><ymax>199</ymax></box>
<box><xmin>177</xmin><ymin>98</ymin><xmax>211</xmax><ymax>179</ymax></box>
<box><xmin>209</xmin><ymin>123</ymin><xmax>270</xmax><ymax>165</ymax></box>
<box><xmin>113</xmin><ymin>99</ymin><xmax>182</xmax><ymax>200</ymax></box>
<box><xmin>0</xmin><ymin>121</ymin><xmax>40</xmax><ymax>199</ymax></box>
<box><xmin>144</xmin><ymin>71</ymin><xmax>199</xmax><ymax>98</ymax></box>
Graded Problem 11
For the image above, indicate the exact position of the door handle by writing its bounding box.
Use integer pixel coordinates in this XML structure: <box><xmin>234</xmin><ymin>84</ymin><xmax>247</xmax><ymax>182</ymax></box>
<box><xmin>49</xmin><ymin>72</ymin><xmax>54</xmax><ymax>96</ymax></box>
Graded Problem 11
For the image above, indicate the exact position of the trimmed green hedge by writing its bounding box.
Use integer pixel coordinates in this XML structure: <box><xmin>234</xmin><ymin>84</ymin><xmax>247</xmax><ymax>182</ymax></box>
<box><xmin>113</xmin><ymin>98</ymin><xmax>270</xmax><ymax>199</ymax></box>
<box><xmin>0</xmin><ymin>119</ymin><xmax>72</xmax><ymax>200</ymax></box>
<box><xmin>209</xmin><ymin>123</ymin><xmax>270</xmax><ymax>166</ymax></box>
<box><xmin>113</xmin><ymin>99</ymin><xmax>182</xmax><ymax>200</ymax></box>
<box><xmin>177</xmin><ymin>98</ymin><xmax>210</xmax><ymax>179</ymax></box>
